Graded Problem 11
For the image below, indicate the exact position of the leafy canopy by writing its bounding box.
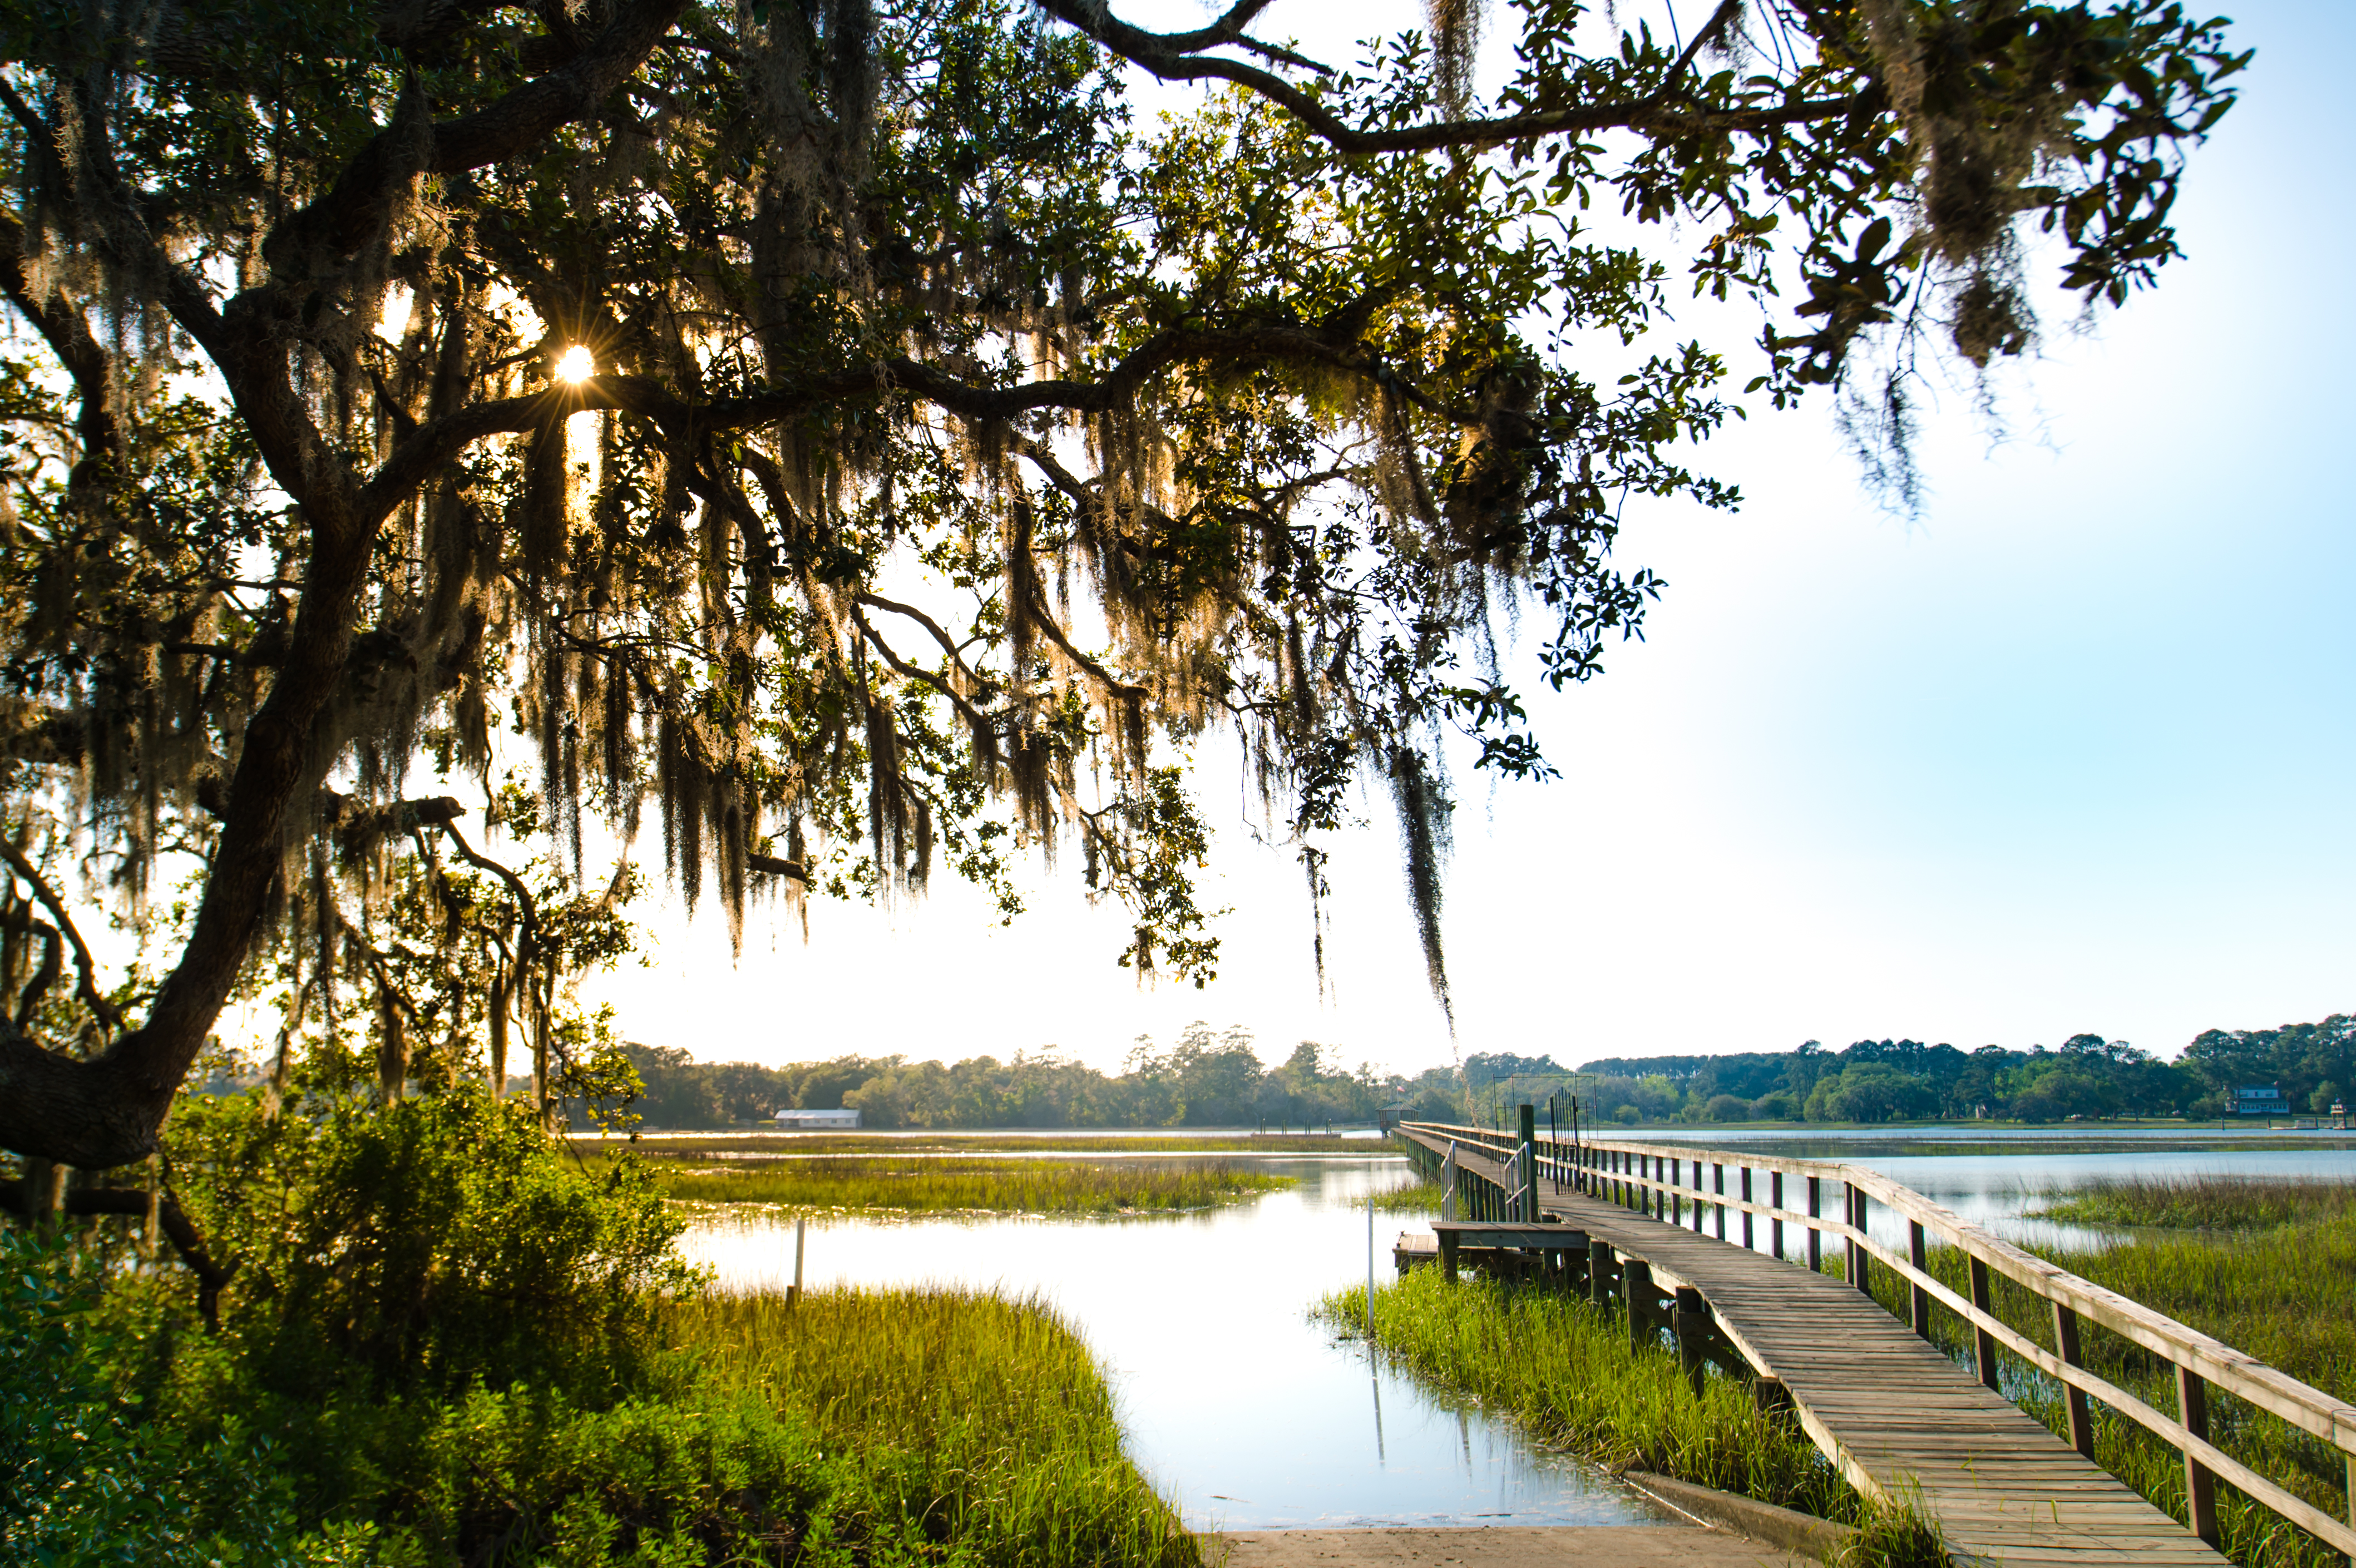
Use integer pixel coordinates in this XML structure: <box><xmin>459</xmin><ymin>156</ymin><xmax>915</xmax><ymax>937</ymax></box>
<box><xmin>0</xmin><ymin>0</ymin><xmax>2244</xmax><ymax>1167</ymax></box>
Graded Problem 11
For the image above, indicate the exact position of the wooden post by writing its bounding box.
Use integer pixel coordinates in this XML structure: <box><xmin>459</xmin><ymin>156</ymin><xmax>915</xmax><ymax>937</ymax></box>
<box><xmin>790</xmin><ymin>1216</ymin><xmax>807</xmax><ymax>1307</ymax></box>
<box><xmin>1770</xmin><ymin>1169</ymin><xmax>1784</xmax><ymax>1260</ymax></box>
<box><xmin>1626</xmin><ymin>1259</ymin><xmax>1654</xmax><ymax>1350</ymax></box>
<box><xmin>1519</xmin><ymin>1103</ymin><xmax>1537</xmax><ymax>1222</ymax></box>
<box><xmin>1441</xmin><ymin>1229</ymin><xmax>1461</xmax><ymax>1284</ymax></box>
<box><xmin>2177</xmin><ymin>1362</ymin><xmax>2219</xmax><ymax>1545</ymax></box>
<box><xmin>2053</xmin><ymin>1302</ymin><xmax>2095</xmax><ymax>1458</ymax></box>
<box><xmin>1714</xmin><ymin>1163</ymin><xmax>1726</xmax><ymax>1241</ymax></box>
<box><xmin>1671</xmin><ymin>1157</ymin><xmax>1682</xmax><ymax>1226</ymax></box>
<box><xmin>1589</xmin><ymin>1238</ymin><xmax>1613</xmax><ymax>1309</ymax></box>
<box><xmin>1908</xmin><ymin>1220</ymin><xmax>1931</xmax><ymax>1339</ymax></box>
<box><xmin>1740</xmin><ymin>1166</ymin><xmax>1754</xmax><ymax>1250</ymax></box>
<box><xmin>1807</xmin><ymin>1176</ymin><xmax>1822</xmax><ymax>1272</ymax></box>
<box><xmin>1848</xmin><ymin>1184</ymin><xmax>1872</xmax><ymax>1296</ymax></box>
<box><xmin>1673</xmin><ymin>1286</ymin><xmax>1708</xmax><ymax>1396</ymax></box>
<box><xmin>1969</xmin><ymin>1255</ymin><xmax>2000</xmax><ymax>1392</ymax></box>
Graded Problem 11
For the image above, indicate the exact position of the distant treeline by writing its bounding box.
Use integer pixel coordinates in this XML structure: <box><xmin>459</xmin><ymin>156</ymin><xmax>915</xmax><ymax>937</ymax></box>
<box><xmin>601</xmin><ymin>1023</ymin><xmax>1465</xmax><ymax>1131</ymax></box>
<box><xmin>1464</xmin><ymin>1015</ymin><xmax>2355</xmax><ymax>1125</ymax></box>
<box><xmin>593</xmin><ymin>1015</ymin><xmax>2355</xmax><ymax>1131</ymax></box>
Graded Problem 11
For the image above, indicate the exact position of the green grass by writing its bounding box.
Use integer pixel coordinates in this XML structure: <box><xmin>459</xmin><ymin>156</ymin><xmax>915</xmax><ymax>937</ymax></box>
<box><xmin>589</xmin><ymin>1132</ymin><xmax>1387</xmax><ymax>1155</ymax></box>
<box><xmin>1320</xmin><ymin>1269</ymin><xmax>1873</xmax><ymax>1525</ymax></box>
<box><xmin>668</xmin><ymin>1286</ymin><xmax>1198</xmax><ymax>1568</ymax></box>
<box><xmin>2033</xmin><ymin>1173</ymin><xmax>2356</xmax><ymax>1230</ymax></box>
<box><xmin>1849</xmin><ymin>1192</ymin><xmax>2355</xmax><ymax>1568</ymax></box>
<box><xmin>626</xmin><ymin>1154</ymin><xmax>1296</xmax><ymax>1213</ymax></box>
<box><xmin>1365</xmin><ymin>1176</ymin><xmax>1447</xmax><ymax>1212</ymax></box>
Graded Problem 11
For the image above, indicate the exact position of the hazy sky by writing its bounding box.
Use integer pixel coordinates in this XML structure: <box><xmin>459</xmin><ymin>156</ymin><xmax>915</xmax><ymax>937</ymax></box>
<box><xmin>582</xmin><ymin>0</ymin><xmax>2354</xmax><ymax>1079</ymax></box>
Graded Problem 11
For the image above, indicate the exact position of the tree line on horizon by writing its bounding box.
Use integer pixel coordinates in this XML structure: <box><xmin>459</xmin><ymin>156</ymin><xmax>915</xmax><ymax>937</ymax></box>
<box><xmin>596</xmin><ymin>1016</ymin><xmax>2354</xmax><ymax>1131</ymax></box>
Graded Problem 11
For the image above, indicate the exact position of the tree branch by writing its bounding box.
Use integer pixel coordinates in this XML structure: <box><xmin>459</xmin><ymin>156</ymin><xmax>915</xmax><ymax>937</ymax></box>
<box><xmin>1033</xmin><ymin>0</ymin><xmax>1860</xmax><ymax>155</ymax></box>
<box><xmin>0</xmin><ymin>840</ymin><xmax>124</xmax><ymax>1033</ymax></box>
<box><xmin>264</xmin><ymin>0</ymin><xmax>693</xmax><ymax>268</ymax></box>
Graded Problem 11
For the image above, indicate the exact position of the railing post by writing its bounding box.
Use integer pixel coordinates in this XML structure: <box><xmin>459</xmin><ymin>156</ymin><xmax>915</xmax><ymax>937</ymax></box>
<box><xmin>1714</xmin><ymin>1163</ymin><xmax>1727</xmax><ymax>1241</ymax></box>
<box><xmin>2177</xmin><ymin>1362</ymin><xmax>2219</xmax><ymax>1545</ymax></box>
<box><xmin>1670</xmin><ymin>1156</ymin><xmax>1681</xmax><ymax>1225</ymax></box>
<box><xmin>1848</xmin><ymin>1184</ymin><xmax>1873</xmax><ymax>1297</ymax></box>
<box><xmin>1740</xmin><ymin>1166</ymin><xmax>1754</xmax><ymax>1250</ymax></box>
<box><xmin>1769</xmin><ymin>1169</ymin><xmax>1783</xmax><ymax>1260</ymax></box>
<box><xmin>2053</xmin><ymin>1303</ymin><xmax>2095</xmax><ymax>1458</ymax></box>
<box><xmin>1969</xmin><ymin>1255</ymin><xmax>1999</xmax><ymax>1392</ymax></box>
<box><xmin>1908</xmin><ymin>1220</ymin><xmax>1930</xmax><ymax>1339</ymax></box>
<box><xmin>1806</xmin><ymin>1176</ymin><xmax>1821</xmax><ymax>1272</ymax></box>
<box><xmin>1519</xmin><ymin>1104</ymin><xmax>1537</xmax><ymax>1221</ymax></box>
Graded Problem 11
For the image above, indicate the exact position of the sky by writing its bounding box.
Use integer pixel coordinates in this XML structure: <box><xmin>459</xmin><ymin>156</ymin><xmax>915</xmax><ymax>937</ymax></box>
<box><xmin>576</xmin><ymin>0</ymin><xmax>2356</xmax><ymax>1080</ymax></box>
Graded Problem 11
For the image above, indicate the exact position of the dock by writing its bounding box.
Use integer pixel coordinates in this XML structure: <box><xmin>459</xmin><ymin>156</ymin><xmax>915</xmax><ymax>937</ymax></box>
<box><xmin>1394</xmin><ymin>1127</ymin><xmax>2239</xmax><ymax>1567</ymax></box>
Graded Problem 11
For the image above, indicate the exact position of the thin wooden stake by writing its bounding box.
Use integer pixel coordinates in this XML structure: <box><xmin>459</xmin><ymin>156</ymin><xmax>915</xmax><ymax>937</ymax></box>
<box><xmin>789</xmin><ymin>1216</ymin><xmax>806</xmax><ymax>1307</ymax></box>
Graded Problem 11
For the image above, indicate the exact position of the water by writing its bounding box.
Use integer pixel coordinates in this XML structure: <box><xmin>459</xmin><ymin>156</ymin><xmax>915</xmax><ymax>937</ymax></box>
<box><xmin>680</xmin><ymin>1132</ymin><xmax>2356</xmax><ymax>1531</ymax></box>
<box><xmin>681</xmin><ymin>1155</ymin><xmax>1667</xmax><ymax>1532</ymax></box>
<box><xmin>1622</xmin><ymin>1127</ymin><xmax>2356</xmax><ymax>1253</ymax></box>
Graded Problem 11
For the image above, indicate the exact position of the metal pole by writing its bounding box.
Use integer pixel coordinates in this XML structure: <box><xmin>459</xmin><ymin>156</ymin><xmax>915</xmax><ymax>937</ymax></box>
<box><xmin>1367</xmin><ymin>1194</ymin><xmax>1377</xmax><ymax>1341</ymax></box>
<box><xmin>791</xmin><ymin>1216</ymin><xmax>807</xmax><ymax>1305</ymax></box>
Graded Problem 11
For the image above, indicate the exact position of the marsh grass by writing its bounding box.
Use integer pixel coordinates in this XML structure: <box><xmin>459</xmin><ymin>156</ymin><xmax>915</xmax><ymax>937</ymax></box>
<box><xmin>667</xmin><ymin>1286</ymin><xmax>1197</xmax><ymax>1568</ymax></box>
<box><xmin>2033</xmin><ymin>1174</ymin><xmax>2356</xmax><ymax>1230</ymax></box>
<box><xmin>592</xmin><ymin>1132</ymin><xmax>1377</xmax><ymax>1156</ymax></box>
<box><xmin>629</xmin><ymin>1155</ymin><xmax>1295</xmax><ymax>1213</ymax></box>
<box><xmin>1848</xmin><ymin>1199</ymin><xmax>2356</xmax><ymax>1568</ymax></box>
<box><xmin>1319</xmin><ymin>1269</ymin><xmax>1864</xmax><ymax>1522</ymax></box>
<box><xmin>1366</xmin><ymin>1176</ymin><xmax>1446</xmax><ymax>1211</ymax></box>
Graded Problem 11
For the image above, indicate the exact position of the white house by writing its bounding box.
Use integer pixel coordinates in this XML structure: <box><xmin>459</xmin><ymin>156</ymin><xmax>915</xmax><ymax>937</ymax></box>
<box><xmin>772</xmin><ymin>1107</ymin><xmax>862</xmax><ymax>1130</ymax></box>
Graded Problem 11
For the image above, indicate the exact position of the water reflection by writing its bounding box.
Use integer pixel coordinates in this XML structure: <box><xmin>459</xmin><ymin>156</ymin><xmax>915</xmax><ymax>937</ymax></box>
<box><xmin>681</xmin><ymin>1156</ymin><xmax>1662</xmax><ymax>1532</ymax></box>
<box><xmin>679</xmin><ymin>1137</ymin><xmax>2356</xmax><ymax>1531</ymax></box>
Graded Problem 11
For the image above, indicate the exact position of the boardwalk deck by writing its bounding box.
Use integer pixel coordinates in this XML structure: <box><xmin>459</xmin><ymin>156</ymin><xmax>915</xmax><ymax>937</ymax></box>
<box><xmin>1396</xmin><ymin>1131</ymin><xmax>2226</xmax><ymax>1568</ymax></box>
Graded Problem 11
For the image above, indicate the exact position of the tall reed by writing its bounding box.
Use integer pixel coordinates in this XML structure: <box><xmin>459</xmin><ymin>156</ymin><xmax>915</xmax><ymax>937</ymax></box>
<box><xmin>594</xmin><ymin>1132</ymin><xmax>1375</xmax><ymax>1155</ymax></box>
<box><xmin>630</xmin><ymin>1156</ymin><xmax>1294</xmax><ymax>1213</ymax></box>
<box><xmin>2034</xmin><ymin>1173</ymin><xmax>2356</xmax><ymax>1231</ymax></box>
<box><xmin>1320</xmin><ymin>1269</ymin><xmax>1860</xmax><ymax>1520</ymax></box>
<box><xmin>669</xmin><ymin>1286</ymin><xmax>1199</xmax><ymax>1568</ymax></box>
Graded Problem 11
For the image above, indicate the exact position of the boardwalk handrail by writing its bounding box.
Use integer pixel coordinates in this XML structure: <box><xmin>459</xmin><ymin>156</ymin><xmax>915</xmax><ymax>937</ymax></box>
<box><xmin>1397</xmin><ymin>1120</ymin><xmax>2356</xmax><ymax>1557</ymax></box>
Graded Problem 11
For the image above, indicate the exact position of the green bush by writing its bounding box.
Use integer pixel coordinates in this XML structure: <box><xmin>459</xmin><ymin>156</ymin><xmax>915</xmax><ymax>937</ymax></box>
<box><xmin>172</xmin><ymin>1084</ymin><xmax>695</xmax><ymax>1397</ymax></box>
<box><xmin>10</xmin><ymin>1081</ymin><xmax>1197</xmax><ymax>1566</ymax></box>
<box><xmin>0</xmin><ymin>1226</ymin><xmax>371</xmax><ymax>1565</ymax></box>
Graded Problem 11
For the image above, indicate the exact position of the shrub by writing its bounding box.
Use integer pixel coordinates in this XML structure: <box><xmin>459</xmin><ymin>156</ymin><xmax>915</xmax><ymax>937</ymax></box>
<box><xmin>172</xmin><ymin>1082</ymin><xmax>697</xmax><ymax>1397</ymax></box>
<box><xmin>1703</xmin><ymin>1094</ymin><xmax>1750</xmax><ymax>1122</ymax></box>
<box><xmin>1752</xmin><ymin>1090</ymin><xmax>1803</xmax><ymax>1120</ymax></box>
<box><xmin>0</xmin><ymin>1227</ymin><xmax>359</xmax><ymax>1564</ymax></box>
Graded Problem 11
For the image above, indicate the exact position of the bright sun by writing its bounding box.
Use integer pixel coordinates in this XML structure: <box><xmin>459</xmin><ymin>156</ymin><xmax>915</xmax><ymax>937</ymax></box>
<box><xmin>554</xmin><ymin>345</ymin><xmax>595</xmax><ymax>383</ymax></box>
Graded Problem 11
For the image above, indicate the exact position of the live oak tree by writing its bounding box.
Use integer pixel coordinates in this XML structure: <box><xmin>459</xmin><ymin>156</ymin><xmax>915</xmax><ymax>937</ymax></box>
<box><xmin>0</xmin><ymin>0</ymin><xmax>2243</xmax><ymax>1181</ymax></box>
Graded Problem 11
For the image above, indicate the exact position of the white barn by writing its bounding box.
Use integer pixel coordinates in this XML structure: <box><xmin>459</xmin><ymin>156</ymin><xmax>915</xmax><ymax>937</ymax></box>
<box><xmin>772</xmin><ymin>1107</ymin><xmax>862</xmax><ymax>1130</ymax></box>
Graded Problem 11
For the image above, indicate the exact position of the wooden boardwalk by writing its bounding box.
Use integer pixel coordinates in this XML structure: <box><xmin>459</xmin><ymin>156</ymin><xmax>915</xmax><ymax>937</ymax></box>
<box><xmin>1398</xmin><ymin>1131</ymin><xmax>2226</xmax><ymax>1568</ymax></box>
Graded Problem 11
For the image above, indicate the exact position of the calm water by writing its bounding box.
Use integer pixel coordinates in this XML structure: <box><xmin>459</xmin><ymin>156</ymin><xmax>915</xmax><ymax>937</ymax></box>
<box><xmin>681</xmin><ymin>1156</ymin><xmax>1666</xmax><ymax>1532</ymax></box>
<box><xmin>680</xmin><ymin>1133</ymin><xmax>2356</xmax><ymax>1531</ymax></box>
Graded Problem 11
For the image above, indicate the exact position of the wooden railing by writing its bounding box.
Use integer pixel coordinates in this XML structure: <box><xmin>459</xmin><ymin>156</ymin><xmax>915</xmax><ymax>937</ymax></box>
<box><xmin>1397</xmin><ymin>1120</ymin><xmax>2356</xmax><ymax>1557</ymax></box>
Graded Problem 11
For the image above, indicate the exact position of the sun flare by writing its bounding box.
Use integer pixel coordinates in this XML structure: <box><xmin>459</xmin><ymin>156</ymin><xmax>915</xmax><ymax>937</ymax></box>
<box><xmin>554</xmin><ymin>345</ymin><xmax>595</xmax><ymax>383</ymax></box>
